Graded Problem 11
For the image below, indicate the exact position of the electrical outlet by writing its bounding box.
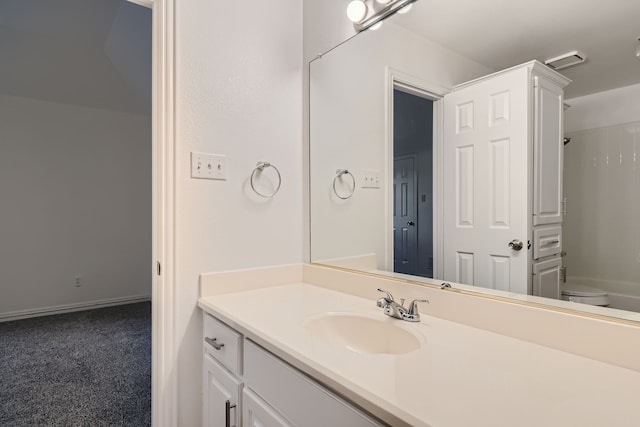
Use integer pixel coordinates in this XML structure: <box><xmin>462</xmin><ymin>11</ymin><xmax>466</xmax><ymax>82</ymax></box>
<box><xmin>191</xmin><ymin>152</ymin><xmax>227</xmax><ymax>180</ymax></box>
<box><xmin>361</xmin><ymin>170</ymin><xmax>381</xmax><ymax>189</ymax></box>
<box><xmin>75</xmin><ymin>276</ymin><xmax>81</xmax><ymax>287</ymax></box>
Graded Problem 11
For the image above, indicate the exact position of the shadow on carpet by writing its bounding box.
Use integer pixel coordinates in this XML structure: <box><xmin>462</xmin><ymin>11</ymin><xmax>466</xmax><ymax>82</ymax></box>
<box><xmin>0</xmin><ymin>302</ymin><xmax>151</xmax><ymax>426</ymax></box>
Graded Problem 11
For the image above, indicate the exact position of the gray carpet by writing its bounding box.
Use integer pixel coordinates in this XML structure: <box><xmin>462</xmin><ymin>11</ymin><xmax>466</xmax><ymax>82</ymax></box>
<box><xmin>0</xmin><ymin>302</ymin><xmax>151</xmax><ymax>426</ymax></box>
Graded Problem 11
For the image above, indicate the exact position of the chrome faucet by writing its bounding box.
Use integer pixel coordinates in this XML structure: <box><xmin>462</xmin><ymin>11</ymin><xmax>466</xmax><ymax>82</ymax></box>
<box><xmin>376</xmin><ymin>288</ymin><xmax>428</xmax><ymax>322</ymax></box>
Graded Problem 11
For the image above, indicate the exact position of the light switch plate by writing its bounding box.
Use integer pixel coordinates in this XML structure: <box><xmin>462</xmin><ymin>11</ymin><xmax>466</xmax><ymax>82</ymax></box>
<box><xmin>191</xmin><ymin>152</ymin><xmax>227</xmax><ymax>180</ymax></box>
<box><xmin>361</xmin><ymin>169</ymin><xmax>381</xmax><ymax>188</ymax></box>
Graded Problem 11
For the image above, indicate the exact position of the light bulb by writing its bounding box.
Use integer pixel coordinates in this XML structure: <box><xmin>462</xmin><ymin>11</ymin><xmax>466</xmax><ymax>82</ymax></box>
<box><xmin>397</xmin><ymin>3</ymin><xmax>413</xmax><ymax>14</ymax></box>
<box><xmin>347</xmin><ymin>0</ymin><xmax>368</xmax><ymax>23</ymax></box>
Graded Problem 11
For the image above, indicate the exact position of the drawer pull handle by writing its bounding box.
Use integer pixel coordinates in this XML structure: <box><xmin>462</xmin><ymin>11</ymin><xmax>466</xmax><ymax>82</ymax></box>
<box><xmin>205</xmin><ymin>337</ymin><xmax>225</xmax><ymax>350</ymax></box>
<box><xmin>543</xmin><ymin>239</ymin><xmax>560</xmax><ymax>245</ymax></box>
<box><xmin>225</xmin><ymin>399</ymin><xmax>236</xmax><ymax>427</ymax></box>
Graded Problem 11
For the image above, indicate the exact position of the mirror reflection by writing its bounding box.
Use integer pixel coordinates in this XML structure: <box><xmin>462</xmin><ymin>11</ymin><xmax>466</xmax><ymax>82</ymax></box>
<box><xmin>310</xmin><ymin>0</ymin><xmax>640</xmax><ymax>320</ymax></box>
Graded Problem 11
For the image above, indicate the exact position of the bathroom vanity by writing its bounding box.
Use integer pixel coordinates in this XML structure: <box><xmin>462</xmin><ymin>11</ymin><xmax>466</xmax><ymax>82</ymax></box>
<box><xmin>198</xmin><ymin>264</ymin><xmax>640</xmax><ymax>427</ymax></box>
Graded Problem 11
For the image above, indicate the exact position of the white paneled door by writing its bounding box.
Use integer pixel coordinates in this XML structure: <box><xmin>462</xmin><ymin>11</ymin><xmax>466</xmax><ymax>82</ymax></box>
<box><xmin>443</xmin><ymin>68</ymin><xmax>530</xmax><ymax>293</ymax></box>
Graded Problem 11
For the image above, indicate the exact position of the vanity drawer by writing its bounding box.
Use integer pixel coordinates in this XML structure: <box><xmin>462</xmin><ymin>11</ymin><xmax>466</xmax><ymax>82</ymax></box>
<box><xmin>533</xmin><ymin>226</ymin><xmax>562</xmax><ymax>259</ymax></box>
<box><xmin>203</xmin><ymin>314</ymin><xmax>242</xmax><ymax>375</ymax></box>
<box><xmin>244</xmin><ymin>339</ymin><xmax>383</xmax><ymax>427</ymax></box>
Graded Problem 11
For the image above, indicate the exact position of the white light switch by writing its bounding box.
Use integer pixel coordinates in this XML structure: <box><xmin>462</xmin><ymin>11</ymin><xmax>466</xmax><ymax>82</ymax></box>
<box><xmin>361</xmin><ymin>170</ymin><xmax>381</xmax><ymax>189</ymax></box>
<box><xmin>191</xmin><ymin>152</ymin><xmax>227</xmax><ymax>180</ymax></box>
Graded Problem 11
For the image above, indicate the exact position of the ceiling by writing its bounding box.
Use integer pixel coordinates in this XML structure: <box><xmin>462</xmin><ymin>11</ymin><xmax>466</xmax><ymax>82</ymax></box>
<box><xmin>394</xmin><ymin>0</ymin><xmax>640</xmax><ymax>99</ymax></box>
<box><xmin>0</xmin><ymin>0</ymin><xmax>151</xmax><ymax>114</ymax></box>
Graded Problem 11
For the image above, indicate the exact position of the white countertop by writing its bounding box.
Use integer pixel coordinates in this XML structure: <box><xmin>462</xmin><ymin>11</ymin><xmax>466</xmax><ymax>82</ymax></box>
<box><xmin>198</xmin><ymin>283</ymin><xmax>640</xmax><ymax>427</ymax></box>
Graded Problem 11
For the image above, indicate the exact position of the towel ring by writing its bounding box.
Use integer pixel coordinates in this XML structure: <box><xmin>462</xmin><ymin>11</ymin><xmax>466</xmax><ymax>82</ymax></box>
<box><xmin>250</xmin><ymin>162</ymin><xmax>281</xmax><ymax>198</ymax></box>
<box><xmin>333</xmin><ymin>169</ymin><xmax>355</xmax><ymax>200</ymax></box>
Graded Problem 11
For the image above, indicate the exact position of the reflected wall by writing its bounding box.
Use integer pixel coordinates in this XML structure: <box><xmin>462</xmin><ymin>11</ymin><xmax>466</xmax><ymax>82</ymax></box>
<box><xmin>310</xmin><ymin>20</ymin><xmax>492</xmax><ymax>271</ymax></box>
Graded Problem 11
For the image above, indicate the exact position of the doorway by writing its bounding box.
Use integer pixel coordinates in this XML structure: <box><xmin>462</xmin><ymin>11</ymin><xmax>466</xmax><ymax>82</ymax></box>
<box><xmin>0</xmin><ymin>0</ymin><xmax>154</xmax><ymax>424</ymax></box>
<box><xmin>392</xmin><ymin>88</ymin><xmax>434</xmax><ymax>278</ymax></box>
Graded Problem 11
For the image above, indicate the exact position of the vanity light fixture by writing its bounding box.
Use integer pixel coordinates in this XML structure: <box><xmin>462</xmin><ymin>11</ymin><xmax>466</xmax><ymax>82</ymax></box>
<box><xmin>347</xmin><ymin>0</ymin><xmax>418</xmax><ymax>32</ymax></box>
<box><xmin>347</xmin><ymin>0</ymin><xmax>368</xmax><ymax>23</ymax></box>
<box><xmin>396</xmin><ymin>2</ymin><xmax>413</xmax><ymax>13</ymax></box>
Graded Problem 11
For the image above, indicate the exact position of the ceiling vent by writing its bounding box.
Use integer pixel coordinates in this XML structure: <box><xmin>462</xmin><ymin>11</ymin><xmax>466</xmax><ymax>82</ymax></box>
<box><xmin>544</xmin><ymin>51</ymin><xmax>587</xmax><ymax>70</ymax></box>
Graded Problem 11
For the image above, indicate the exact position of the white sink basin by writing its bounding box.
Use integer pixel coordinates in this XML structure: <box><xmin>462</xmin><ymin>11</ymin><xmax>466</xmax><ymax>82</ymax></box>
<box><xmin>304</xmin><ymin>312</ymin><xmax>422</xmax><ymax>355</ymax></box>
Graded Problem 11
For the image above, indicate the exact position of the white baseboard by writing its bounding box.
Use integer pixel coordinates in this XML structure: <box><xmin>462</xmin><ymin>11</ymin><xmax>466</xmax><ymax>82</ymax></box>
<box><xmin>0</xmin><ymin>295</ymin><xmax>152</xmax><ymax>322</ymax></box>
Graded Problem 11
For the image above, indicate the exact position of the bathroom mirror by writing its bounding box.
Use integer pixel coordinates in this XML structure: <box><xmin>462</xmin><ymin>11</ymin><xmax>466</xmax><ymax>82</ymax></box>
<box><xmin>309</xmin><ymin>0</ymin><xmax>640</xmax><ymax>322</ymax></box>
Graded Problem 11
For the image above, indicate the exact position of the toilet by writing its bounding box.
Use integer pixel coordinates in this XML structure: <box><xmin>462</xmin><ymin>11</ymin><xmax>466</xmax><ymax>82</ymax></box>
<box><xmin>561</xmin><ymin>283</ymin><xmax>610</xmax><ymax>306</ymax></box>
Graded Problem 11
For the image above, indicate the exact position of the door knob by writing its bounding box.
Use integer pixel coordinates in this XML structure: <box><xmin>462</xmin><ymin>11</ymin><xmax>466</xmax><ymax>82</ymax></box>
<box><xmin>508</xmin><ymin>239</ymin><xmax>524</xmax><ymax>251</ymax></box>
<box><xmin>407</xmin><ymin>221</ymin><xmax>415</xmax><ymax>226</ymax></box>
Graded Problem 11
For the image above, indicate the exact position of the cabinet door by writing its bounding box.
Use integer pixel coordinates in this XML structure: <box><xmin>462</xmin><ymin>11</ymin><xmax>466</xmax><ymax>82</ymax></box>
<box><xmin>203</xmin><ymin>354</ymin><xmax>242</xmax><ymax>427</ymax></box>
<box><xmin>533</xmin><ymin>75</ymin><xmax>564</xmax><ymax>226</ymax></box>
<box><xmin>243</xmin><ymin>389</ymin><xmax>292</xmax><ymax>427</ymax></box>
<box><xmin>532</xmin><ymin>256</ymin><xmax>562</xmax><ymax>299</ymax></box>
<box><xmin>244</xmin><ymin>340</ymin><xmax>384</xmax><ymax>427</ymax></box>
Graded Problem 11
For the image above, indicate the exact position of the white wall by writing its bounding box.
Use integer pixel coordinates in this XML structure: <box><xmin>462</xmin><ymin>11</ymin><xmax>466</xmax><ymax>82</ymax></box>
<box><xmin>565</xmin><ymin>83</ymin><xmax>640</xmax><ymax>133</ymax></box>
<box><xmin>0</xmin><ymin>94</ymin><xmax>151</xmax><ymax>316</ymax></box>
<box><xmin>309</xmin><ymin>20</ymin><xmax>492</xmax><ymax>270</ymax></box>
<box><xmin>174</xmin><ymin>1</ymin><xmax>303</xmax><ymax>425</ymax></box>
<box><xmin>563</xmin><ymin>85</ymin><xmax>640</xmax><ymax>298</ymax></box>
<box><xmin>0</xmin><ymin>0</ymin><xmax>152</xmax><ymax>115</ymax></box>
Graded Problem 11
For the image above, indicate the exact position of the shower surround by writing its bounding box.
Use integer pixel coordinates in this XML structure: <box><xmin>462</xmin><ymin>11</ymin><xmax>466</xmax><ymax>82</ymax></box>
<box><xmin>564</xmin><ymin>121</ymin><xmax>640</xmax><ymax>312</ymax></box>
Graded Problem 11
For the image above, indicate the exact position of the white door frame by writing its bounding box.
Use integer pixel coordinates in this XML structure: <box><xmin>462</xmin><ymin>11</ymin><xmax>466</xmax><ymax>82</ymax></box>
<box><xmin>134</xmin><ymin>0</ymin><xmax>177</xmax><ymax>425</ymax></box>
<box><xmin>384</xmin><ymin>67</ymin><xmax>449</xmax><ymax>278</ymax></box>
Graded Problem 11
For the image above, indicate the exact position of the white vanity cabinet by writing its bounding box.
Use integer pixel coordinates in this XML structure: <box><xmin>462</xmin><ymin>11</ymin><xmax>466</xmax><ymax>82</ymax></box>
<box><xmin>203</xmin><ymin>314</ymin><xmax>243</xmax><ymax>427</ymax></box>
<box><xmin>443</xmin><ymin>60</ymin><xmax>570</xmax><ymax>297</ymax></box>
<box><xmin>202</xmin><ymin>312</ymin><xmax>385</xmax><ymax>427</ymax></box>
<box><xmin>243</xmin><ymin>388</ymin><xmax>293</xmax><ymax>427</ymax></box>
<box><xmin>243</xmin><ymin>339</ymin><xmax>383</xmax><ymax>427</ymax></box>
<box><xmin>203</xmin><ymin>354</ymin><xmax>242</xmax><ymax>427</ymax></box>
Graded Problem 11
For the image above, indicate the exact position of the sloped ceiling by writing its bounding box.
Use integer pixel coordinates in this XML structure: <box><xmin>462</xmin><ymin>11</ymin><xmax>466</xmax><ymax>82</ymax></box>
<box><xmin>0</xmin><ymin>0</ymin><xmax>151</xmax><ymax>114</ymax></box>
<box><xmin>394</xmin><ymin>0</ymin><xmax>640</xmax><ymax>99</ymax></box>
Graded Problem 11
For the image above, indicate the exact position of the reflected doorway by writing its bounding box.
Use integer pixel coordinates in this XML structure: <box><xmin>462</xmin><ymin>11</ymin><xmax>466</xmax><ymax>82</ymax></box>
<box><xmin>393</xmin><ymin>89</ymin><xmax>434</xmax><ymax>278</ymax></box>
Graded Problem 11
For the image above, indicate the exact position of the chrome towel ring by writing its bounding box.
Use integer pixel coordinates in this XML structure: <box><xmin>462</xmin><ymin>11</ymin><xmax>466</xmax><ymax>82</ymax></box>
<box><xmin>250</xmin><ymin>162</ymin><xmax>281</xmax><ymax>198</ymax></box>
<box><xmin>333</xmin><ymin>169</ymin><xmax>355</xmax><ymax>200</ymax></box>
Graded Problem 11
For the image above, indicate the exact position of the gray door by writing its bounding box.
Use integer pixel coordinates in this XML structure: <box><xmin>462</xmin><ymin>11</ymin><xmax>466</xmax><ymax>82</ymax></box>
<box><xmin>393</xmin><ymin>156</ymin><xmax>418</xmax><ymax>275</ymax></box>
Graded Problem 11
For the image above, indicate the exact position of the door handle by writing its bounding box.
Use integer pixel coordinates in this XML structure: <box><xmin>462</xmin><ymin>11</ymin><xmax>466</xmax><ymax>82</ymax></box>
<box><xmin>407</xmin><ymin>221</ymin><xmax>415</xmax><ymax>226</ymax></box>
<box><xmin>225</xmin><ymin>399</ymin><xmax>236</xmax><ymax>427</ymax></box>
<box><xmin>508</xmin><ymin>239</ymin><xmax>524</xmax><ymax>251</ymax></box>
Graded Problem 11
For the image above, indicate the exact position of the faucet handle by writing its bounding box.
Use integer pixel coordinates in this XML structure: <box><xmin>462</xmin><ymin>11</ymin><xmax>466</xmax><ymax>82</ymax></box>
<box><xmin>407</xmin><ymin>299</ymin><xmax>429</xmax><ymax>316</ymax></box>
<box><xmin>377</xmin><ymin>288</ymin><xmax>395</xmax><ymax>302</ymax></box>
<box><xmin>401</xmin><ymin>299</ymin><xmax>429</xmax><ymax>322</ymax></box>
